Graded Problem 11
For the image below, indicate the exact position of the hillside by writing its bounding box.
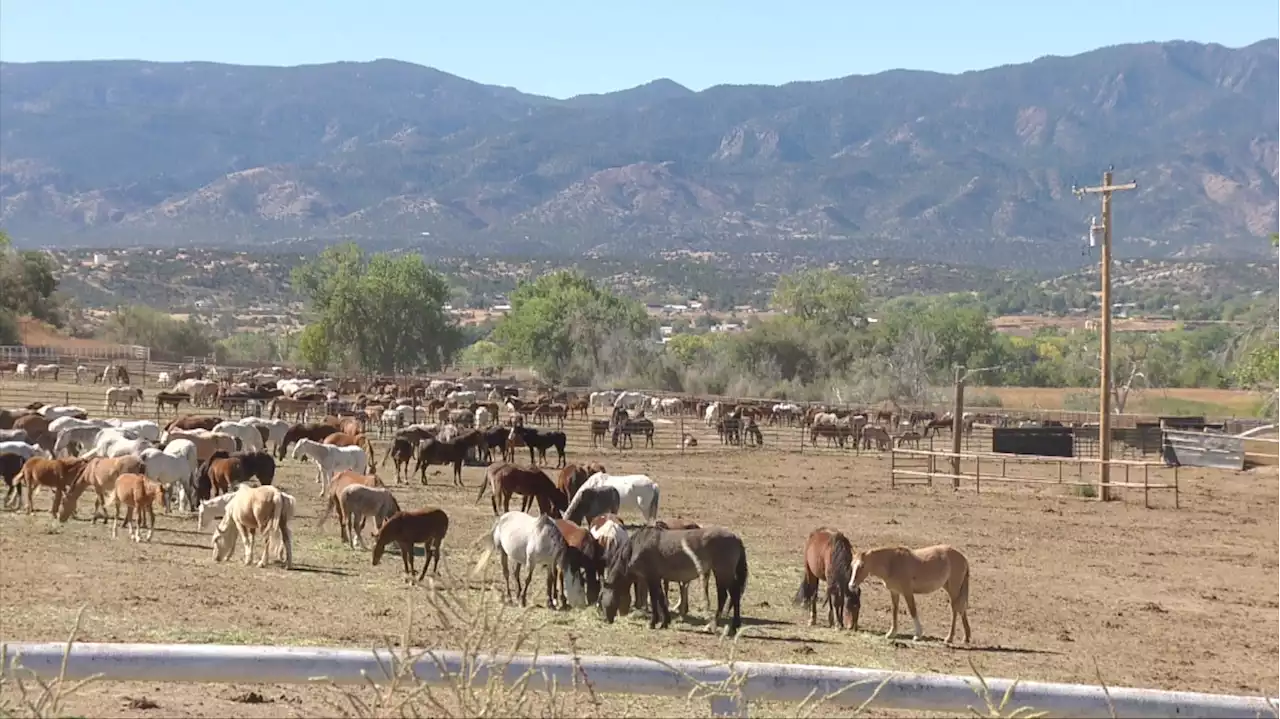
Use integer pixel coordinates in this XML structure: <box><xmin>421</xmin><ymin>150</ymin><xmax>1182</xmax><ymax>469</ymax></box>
<box><xmin>2</xmin><ymin>39</ymin><xmax>1278</xmax><ymax>268</ymax></box>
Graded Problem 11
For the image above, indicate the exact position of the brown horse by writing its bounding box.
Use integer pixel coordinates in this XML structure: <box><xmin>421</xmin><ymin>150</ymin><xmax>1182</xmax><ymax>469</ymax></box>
<box><xmin>279</xmin><ymin>422</ymin><xmax>340</xmax><ymax>460</ymax></box>
<box><xmin>553</xmin><ymin>518</ymin><xmax>604</xmax><ymax>605</ymax></box>
<box><xmin>849</xmin><ymin>544</ymin><xmax>971</xmax><ymax>644</ymax></box>
<box><xmin>795</xmin><ymin>527</ymin><xmax>860</xmax><ymax>630</ymax></box>
<box><xmin>557</xmin><ymin>462</ymin><xmax>605</xmax><ymax>500</ymax></box>
<box><xmin>166</xmin><ymin>415</ymin><xmax>223</xmax><ymax>433</ymax></box>
<box><xmin>15</xmin><ymin>457</ymin><xmax>91</xmax><ymax>519</ymax></box>
<box><xmin>476</xmin><ymin>463</ymin><xmax>568</xmax><ymax>517</ymax></box>
<box><xmin>372</xmin><ymin>507</ymin><xmax>450</xmax><ymax>584</ymax></box>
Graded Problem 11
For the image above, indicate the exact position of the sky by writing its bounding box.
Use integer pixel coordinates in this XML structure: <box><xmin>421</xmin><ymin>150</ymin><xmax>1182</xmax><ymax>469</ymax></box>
<box><xmin>1</xmin><ymin>0</ymin><xmax>1276</xmax><ymax>98</ymax></box>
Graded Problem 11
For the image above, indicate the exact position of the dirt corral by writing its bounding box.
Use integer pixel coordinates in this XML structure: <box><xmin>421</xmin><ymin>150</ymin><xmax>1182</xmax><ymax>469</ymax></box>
<box><xmin>2</xmin><ymin>423</ymin><xmax>1276</xmax><ymax>718</ymax></box>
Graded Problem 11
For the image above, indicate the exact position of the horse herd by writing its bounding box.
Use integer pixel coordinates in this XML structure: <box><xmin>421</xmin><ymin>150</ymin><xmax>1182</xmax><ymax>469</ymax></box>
<box><xmin>0</xmin><ymin>393</ymin><xmax>976</xmax><ymax>646</ymax></box>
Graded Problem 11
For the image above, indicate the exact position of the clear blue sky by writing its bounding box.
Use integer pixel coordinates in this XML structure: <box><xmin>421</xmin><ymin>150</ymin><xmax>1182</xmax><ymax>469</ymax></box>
<box><xmin>1</xmin><ymin>0</ymin><xmax>1275</xmax><ymax>98</ymax></box>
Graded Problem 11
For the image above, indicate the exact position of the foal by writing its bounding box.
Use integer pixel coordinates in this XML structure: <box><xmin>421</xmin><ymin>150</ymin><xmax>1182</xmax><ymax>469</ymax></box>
<box><xmin>372</xmin><ymin>507</ymin><xmax>450</xmax><ymax>584</ymax></box>
<box><xmin>848</xmin><ymin>544</ymin><xmax>971</xmax><ymax>643</ymax></box>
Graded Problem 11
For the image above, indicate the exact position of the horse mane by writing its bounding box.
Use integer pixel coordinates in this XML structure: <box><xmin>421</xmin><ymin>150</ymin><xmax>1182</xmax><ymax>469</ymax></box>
<box><xmin>828</xmin><ymin>532</ymin><xmax>854</xmax><ymax>594</ymax></box>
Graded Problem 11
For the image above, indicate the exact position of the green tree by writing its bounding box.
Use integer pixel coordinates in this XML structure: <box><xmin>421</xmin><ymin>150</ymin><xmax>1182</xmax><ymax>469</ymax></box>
<box><xmin>0</xmin><ymin>238</ymin><xmax>62</xmax><ymax>327</ymax></box>
<box><xmin>292</xmin><ymin>244</ymin><xmax>461</xmax><ymax>374</ymax></box>
<box><xmin>771</xmin><ymin>269</ymin><xmax>866</xmax><ymax>327</ymax></box>
<box><xmin>295</xmin><ymin>323</ymin><xmax>333</xmax><ymax>371</ymax></box>
<box><xmin>100</xmin><ymin>305</ymin><xmax>215</xmax><ymax>358</ymax></box>
<box><xmin>491</xmin><ymin>270</ymin><xmax>653</xmax><ymax>383</ymax></box>
<box><xmin>664</xmin><ymin>333</ymin><xmax>716</xmax><ymax>366</ymax></box>
<box><xmin>457</xmin><ymin>339</ymin><xmax>509</xmax><ymax>370</ymax></box>
<box><xmin>1235</xmin><ymin>341</ymin><xmax>1279</xmax><ymax>389</ymax></box>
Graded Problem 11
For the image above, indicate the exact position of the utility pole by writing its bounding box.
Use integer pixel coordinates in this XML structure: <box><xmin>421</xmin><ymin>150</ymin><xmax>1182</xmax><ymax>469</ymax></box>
<box><xmin>1073</xmin><ymin>169</ymin><xmax>1137</xmax><ymax>501</ymax></box>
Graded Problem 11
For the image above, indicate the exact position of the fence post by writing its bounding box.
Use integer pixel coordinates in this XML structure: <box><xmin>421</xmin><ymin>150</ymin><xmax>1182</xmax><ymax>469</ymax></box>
<box><xmin>951</xmin><ymin>366</ymin><xmax>965</xmax><ymax>490</ymax></box>
<box><xmin>679</xmin><ymin>414</ymin><xmax>684</xmax><ymax>454</ymax></box>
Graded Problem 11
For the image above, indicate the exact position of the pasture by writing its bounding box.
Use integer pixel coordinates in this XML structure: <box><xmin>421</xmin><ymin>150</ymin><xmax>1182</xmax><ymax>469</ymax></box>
<box><xmin>0</xmin><ymin>377</ymin><xmax>1276</xmax><ymax>718</ymax></box>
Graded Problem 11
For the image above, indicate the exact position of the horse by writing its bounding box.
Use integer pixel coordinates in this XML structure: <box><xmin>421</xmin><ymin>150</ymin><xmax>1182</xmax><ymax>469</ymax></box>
<box><xmin>472</xmin><ymin>512</ymin><xmax>592</xmax><ymax>609</ymax></box>
<box><xmin>380</xmin><ymin>436</ymin><xmax>416</xmax><ymax>484</ymax></box>
<box><xmin>849</xmin><ymin>544</ymin><xmax>971</xmax><ymax>644</ymax></box>
<box><xmin>289</xmin><ymin>438</ymin><xmax>367</xmax><ymax>497</ymax></box>
<box><xmin>414</xmin><ymin>437</ymin><xmax>472</xmax><ymax>487</ymax></box>
<box><xmin>565</xmin><ymin>472</ymin><xmax>659</xmax><ymax>524</ymax></box>
<box><xmin>600</xmin><ymin>524</ymin><xmax>748</xmax><ymax>635</ymax></box>
<box><xmin>105</xmin><ymin>387</ymin><xmax>144</xmax><ymax>413</ymax></box>
<box><xmin>507</xmin><ymin>426</ymin><xmax>567</xmax><ymax>468</ymax></box>
<box><xmin>211</xmin><ymin>485</ymin><xmax>295</xmax><ymax>569</ymax></box>
<box><xmin>563</xmin><ymin>485</ymin><xmax>621</xmax><ymax>526</ymax></box>
<box><xmin>108</xmin><ymin>473</ymin><xmax>163</xmax><ymax>542</ymax></box>
<box><xmin>476</xmin><ymin>463</ymin><xmax>567</xmax><ymax>517</ymax></box>
<box><xmin>337</xmin><ymin>484</ymin><xmax>401</xmax><ymax>550</ymax></box>
<box><xmin>278</xmin><ymin>422</ymin><xmax>341</xmax><ymax>460</ymax></box>
<box><xmin>795</xmin><ymin>527</ymin><xmax>860</xmax><ymax>630</ymax></box>
<box><xmin>552</xmin><ymin>518</ymin><xmax>604</xmax><ymax>605</ymax></box>
<box><xmin>372</xmin><ymin>507</ymin><xmax>450</xmax><ymax>584</ymax></box>
<box><xmin>318</xmin><ymin>471</ymin><xmax>386</xmax><ymax>545</ymax></box>
<box><xmin>557</xmin><ymin>462</ymin><xmax>604</xmax><ymax>499</ymax></box>
<box><xmin>155</xmin><ymin>391</ymin><xmax>191</xmax><ymax>414</ymax></box>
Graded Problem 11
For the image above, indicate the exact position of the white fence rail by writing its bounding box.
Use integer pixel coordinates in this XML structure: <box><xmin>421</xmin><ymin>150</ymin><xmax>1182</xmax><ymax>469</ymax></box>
<box><xmin>2</xmin><ymin>642</ymin><xmax>1274</xmax><ymax>718</ymax></box>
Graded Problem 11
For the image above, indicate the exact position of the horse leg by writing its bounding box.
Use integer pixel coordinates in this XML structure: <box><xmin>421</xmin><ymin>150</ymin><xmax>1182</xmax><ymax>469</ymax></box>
<box><xmin>399</xmin><ymin>542</ymin><xmax>413</xmax><ymax>582</ymax></box>
<box><xmin>523</xmin><ymin>563</ymin><xmax>535</xmax><ymax>607</ymax></box>
<box><xmin>500</xmin><ymin>553</ymin><xmax>513</xmax><ymax>603</ymax></box>
<box><xmin>649</xmin><ymin>580</ymin><xmax>669</xmax><ymax>629</ymax></box>
<box><xmin>707</xmin><ymin>577</ymin><xmax>728</xmax><ymax>634</ymax></box>
<box><xmin>431</xmin><ymin>538</ymin><xmax>443</xmax><ymax>574</ymax></box>
<box><xmin>903</xmin><ymin>593</ymin><xmax>925</xmax><ymax>641</ymax></box>
<box><xmin>886</xmin><ymin>591</ymin><xmax>901</xmax><ymax>639</ymax></box>
<box><xmin>416</xmin><ymin>544</ymin><xmax>431</xmax><ymax>584</ymax></box>
<box><xmin>244</xmin><ymin>528</ymin><xmax>256</xmax><ymax>566</ymax></box>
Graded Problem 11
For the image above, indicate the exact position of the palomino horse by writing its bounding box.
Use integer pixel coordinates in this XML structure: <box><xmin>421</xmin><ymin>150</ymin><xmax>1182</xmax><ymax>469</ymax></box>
<box><xmin>848</xmin><ymin>544</ymin><xmax>971</xmax><ymax>644</ymax></box>
<box><xmin>475</xmin><ymin>463</ymin><xmax>567</xmax><ymax>517</ymax></box>
<box><xmin>372</xmin><ymin>507</ymin><xmax>450</xmax><ymax>583</ymax></box>
<box><xmin>472</xmin><ymin>512</ymin><xmax>592</xmax><ymax>609</ymax></box>
<box><xmin>795</xmin><ymin>527</ymin><xmax>860</xmax><ymax>630</ymax></box>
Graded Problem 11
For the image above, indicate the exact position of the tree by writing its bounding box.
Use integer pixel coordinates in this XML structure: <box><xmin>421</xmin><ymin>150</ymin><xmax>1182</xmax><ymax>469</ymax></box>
<box><xmin>491</xmin><ymin>271</ymin><xmax>653</xmax><ymax>383</ymax></box>
<box><xmin>292</xmin><ymin>244</ymin><xmax>461</xmax><ymax>374</ymax></box>
<box><xmin>457</xmin><ymin>340</ymin><xmax>509</xmax><ymax>370</ymax></box>
<box><xmin>295</xmin><ymin>324</ymin><xmax>333</xmax><ymax>371</ymax></box>
<box><xmin>771</xmin><ymin>270</ymin><xmax>866</xmax><ymax>327</ymax></box>
<box><xmin>100</xmin><ymin>305</ymin><xmax>215</xmax><ymax>358</ymax></box>
<box><xmin>0</xmin><ymin>238</ymin><xmax>63</xmax><ymax>328</ymax></box>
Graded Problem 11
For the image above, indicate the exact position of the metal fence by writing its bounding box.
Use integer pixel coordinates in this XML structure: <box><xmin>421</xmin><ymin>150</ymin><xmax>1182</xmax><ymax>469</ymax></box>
<box><xmin>2</xmin><ymin>642</ymin><xmax>1274</xmax><ymax>719</ymax></box>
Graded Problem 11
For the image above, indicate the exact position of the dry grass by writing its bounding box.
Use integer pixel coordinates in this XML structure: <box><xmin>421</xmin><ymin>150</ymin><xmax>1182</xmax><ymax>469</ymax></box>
<box><xmin>966</xmin><ymin>386</ymin><xmax>1263</xmax><ymax>415</ymax></box>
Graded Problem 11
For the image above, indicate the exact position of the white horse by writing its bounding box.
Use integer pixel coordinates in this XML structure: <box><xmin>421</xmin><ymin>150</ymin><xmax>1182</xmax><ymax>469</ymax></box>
<box><xmin>238</xmin><ymin>417</ymin><xmax>290</xmax><ymax>454</ymax></box>
<box><xmin>53</xmin><ymin>426</ymin><xmax>117</xmax><ymax>457</ymax></box>
<box><xmin>105</xmin><ymin>386</ymin><xmax>144</xmax><ymax>413</ymax></box>
<box><xmin>566</xmin><ymin>473</ymin><xmax>660</xmax><ymax>523</ymax></box>
<box><xmin>47</xmin><ymin>416</ymin><xmax>111</xmax><ymax>436</ymax></box>
<box><xmin>104</xmin><ymin>419</ymin><xmax>161</xmax><ymax>443</ymax></box>
<box><xmin>213</xmin><ymin>421</ymin><xmax>265</xmax><ymax>454</ymax></box>
<box><xmin>75</xmin><ymin>365</ymin><xmax>92</xmax><ymax>384</ymax></box>
<box><xmin>14</xmin><ymin>363</ymin><xmax>29</xmax><ymax>380</ymax></box>
<box><xmin>197</xmin><ymin>482</ymin><xmax>254</xmax><ymax>531</ymax></box>
<box><xmin>31</xmin><ymin>364</ymin><xmax>60</xmax><ymax>381</ymax></box>
<box><xmin>140</xmin><ymin>439</ymin><xmax>199</xmax><ymax>512</ymax></box>
<box><xmin>37</xmin><ymin>405</ymin><xmax>87</xmax><ymax>421</ymax></box>
<box><xmin>289</xmin><ymin>438</ymin><xmax>367</xmax><ymax>497</ymax></box>
<box><xmin>156</xmin><ymin>371</ymin><xmax>172</xmax><ymax>387</ymax></box>
<box><xmin>0</xmin><ymin>441</ymin><xmax>46</xmax><ymax>460</ymax></box>
<box><xmin>472</xmin><ymin>512</ymin><xmax>589</xmax><ymax>609</ymax></box>
<box><xmin>81</xmin><ymin>428</ymin><xmax>152</xmax><ymax>459</ymax></box>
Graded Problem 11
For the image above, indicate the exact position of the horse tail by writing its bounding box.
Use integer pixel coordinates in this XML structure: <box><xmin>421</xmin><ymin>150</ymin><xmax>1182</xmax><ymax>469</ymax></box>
<box><xmin>956</xmin><ymin>559</ymin><xmax>971</xmax><ymax>612</ymax></box>
<box><xmin>793</xmin><ymin>575</ymin><xmax>817</xmax><ymax>608</ymax></box>
<box><xmin>733</xmin><ymin>544</ymin><xmax>750</xmax><ymax>599</ymax></box>
<box><xmin>475</xmin><ymin>472</ymin><xmax>490</xmax><ymax>504</ymax></box>
<box><xmin>645</xmin><ymin>484</ymin><xmax>660</xmax><ymax>523</ymax></box>
<box><xmin>317</xmin><ymin>491</ymin><xmax>337</xmax><ymax>528</ymax></box>
<box><xmin>380</xmin><ymin>442</ymin><xmax>395</xmax><ymax>468</ymax></box>
<box><xmin>267</xmin><ymin>488</ymin><xmax>286</xmax><ymax>555</ymax></box>
<box><xmin>469</xmin><ymin>525</ymin><xmax>498</xmax><ymax>579</ymax></box>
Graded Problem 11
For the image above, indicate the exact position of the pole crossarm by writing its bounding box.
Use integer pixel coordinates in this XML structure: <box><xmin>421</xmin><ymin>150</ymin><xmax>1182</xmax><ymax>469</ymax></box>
<box><xmin>1073</xmin><ymin>181</ymin><xmax>1138</xmax><ymax>195</ymax></box>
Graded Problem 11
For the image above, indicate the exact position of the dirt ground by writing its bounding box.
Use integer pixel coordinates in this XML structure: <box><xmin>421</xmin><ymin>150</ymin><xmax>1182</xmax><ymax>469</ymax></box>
<box><xmin>2</xmin><ymin>424</ymin><xmax>1276</xmax><ymax>718</ymax></box>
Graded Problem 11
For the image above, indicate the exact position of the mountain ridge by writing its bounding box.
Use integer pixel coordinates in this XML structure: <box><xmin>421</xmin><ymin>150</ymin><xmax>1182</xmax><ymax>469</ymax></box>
<box><xmin>2</xmin><ymin>38</ymin><xmax>1277</xmax><ymax>269</ymax></box>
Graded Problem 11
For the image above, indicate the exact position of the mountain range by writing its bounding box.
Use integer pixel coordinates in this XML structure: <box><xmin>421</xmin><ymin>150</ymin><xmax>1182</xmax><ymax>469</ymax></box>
<box><xmin>1</xmin><ymin>39</ymin><xmax>1277</xmax><ymax>269</ymax></box>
